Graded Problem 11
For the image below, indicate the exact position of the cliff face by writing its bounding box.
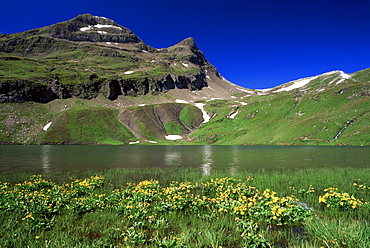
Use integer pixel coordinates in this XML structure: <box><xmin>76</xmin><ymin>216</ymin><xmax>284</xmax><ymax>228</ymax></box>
<box><xmin>0</xmin><ymin>70</ymin><xmax>207</xmax><ymax>103</ymax></box>
<box><xmin>0</xmin><ymin>14</ymin><xmax>224</xmax><ymax>103</ymax></box>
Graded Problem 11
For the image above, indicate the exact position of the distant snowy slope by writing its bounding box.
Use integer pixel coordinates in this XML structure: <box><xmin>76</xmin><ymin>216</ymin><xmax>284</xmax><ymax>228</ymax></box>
<box><xmin>257</xmin><ymin>70</ymin><xmax>351</xmax><ymax>93</ymax></box>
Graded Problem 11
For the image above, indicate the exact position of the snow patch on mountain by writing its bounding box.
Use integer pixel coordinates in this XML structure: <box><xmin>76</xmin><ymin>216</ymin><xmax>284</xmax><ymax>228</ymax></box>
<box><xmin>274</xmin><ymin>76</ymin><xmax>319</xmax><ymax>92</ymax></box>
<box><xmin>228</xmin><ymin>110</ymin><xmax>239</xmax><ymax>119</ymax></box>
<box><xmin>165</xmin><ymin>135</ymin><xmax>183</xmax><ymax>140</ymax></box>
<box><xmin>94</xmin><ymin>16</ymin><xmax>108</xmax><ymax>20</ymax></box>
<box><xmin>329</xmin><ymin>71</ymin><xmax>351</xmax><ymax>85</ymax></box>
<box><xmin>79</xmin><ymin>24</ymin><xmax>123</xmax><ymax>32</ymax></box>
<box><xmin>175</xmin><ymin>99</ymin><xmax>189</xmax><ymax>104</ymax></box>
<box><xmin>236</xmin><ymin>88</ymin><xmax>254</xmax><ymax>94</ymax></box>
<box><xmin>95</xmin><ymin>24</ymin><xmax>123</xmax><ymax>30</ymax></box>
<box><xmin>206</xmin><ymin>98</ymin><xmax>222</xmax><ymax>102</ymax></box>
<box><xmin>194</xmin><ymin>103</ymin><xmax>211</xmax><ymax>123</ymax></box>
<box><xmin>260</xmin><ymin>71</ymin><xmax>348</xmax><ymax>93</ymax></box>
<box><xmin>43</xmin><ymin>122</ymin><xmax>52</xmax><ymax>131</ymax></box>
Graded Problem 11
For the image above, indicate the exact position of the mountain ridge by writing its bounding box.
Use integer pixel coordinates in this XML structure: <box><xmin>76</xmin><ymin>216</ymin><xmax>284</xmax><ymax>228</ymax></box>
<box><xmin>0</xmin><ymin>14</ymin><xmax>245</xmax><ymax>103</ymax></box>
<box><xmin>0</xmin><ymin>14</ymin><xmax>369</xmax><ymax>145</ymax></box>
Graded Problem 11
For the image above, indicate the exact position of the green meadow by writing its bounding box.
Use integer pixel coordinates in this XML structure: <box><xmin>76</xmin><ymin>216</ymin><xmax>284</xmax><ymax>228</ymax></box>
<box><xmin>0</xmin><ymin>167</ymin><xmax>369</xmax><ymax>247</ymax></box>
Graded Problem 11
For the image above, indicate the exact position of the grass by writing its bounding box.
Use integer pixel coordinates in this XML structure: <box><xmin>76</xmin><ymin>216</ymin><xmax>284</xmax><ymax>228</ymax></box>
<box><xmin>0</xmin><ymin>167</ymin><xmax>368</xmax><ymax>247</ymax></box>
<box><xmin>179</xmin><ymin>105</ymin><xmax>204</xmax><ymax>128</ymax></box>
<box><xmin>39</xmin><ymin>107</ymin><xmax>136</xmax><ymax>144</ymax></box>
<box><xmin>164</xmin><ymin>121</ymin><xmax>184</xmax><ymax>135</ymax></box>
<box><xmin>0</xmin><ymin>36</ymin><xmax>200</xmax><ymax>91</ymax></box>
<box><xmin>0</xmin><ymin>102</ymin><xmax>51</xmax><ymax>144</ymax></box>
<box><xmin>190</xmin><ymin>77</ymin><xmax>370</xmax><ymax>145</ymax></box>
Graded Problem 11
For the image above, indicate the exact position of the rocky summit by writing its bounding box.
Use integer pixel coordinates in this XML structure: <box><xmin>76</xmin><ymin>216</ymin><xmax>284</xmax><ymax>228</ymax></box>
<box><xmin>1</xmin><ymin>14</ymin><xmax>370</xmax><ymax>145</ymax></box>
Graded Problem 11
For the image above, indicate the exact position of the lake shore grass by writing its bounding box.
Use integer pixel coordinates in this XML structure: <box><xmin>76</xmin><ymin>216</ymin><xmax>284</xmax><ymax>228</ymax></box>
<box><xmin>0</xmin><ymin>167</ymin><xmax>369</xmax><ymax>247</ymax></box>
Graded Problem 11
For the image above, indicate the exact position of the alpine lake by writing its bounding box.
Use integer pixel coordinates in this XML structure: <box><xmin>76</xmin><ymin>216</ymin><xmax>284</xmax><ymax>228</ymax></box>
<box><xmin>0</xmin><ymin>145</ymin><xmax>369</xmax><ymax>173</ymax></box>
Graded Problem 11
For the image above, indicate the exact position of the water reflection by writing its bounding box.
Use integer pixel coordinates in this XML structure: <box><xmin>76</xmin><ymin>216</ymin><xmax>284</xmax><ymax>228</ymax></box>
<box><xmin>201</xmin><ymin>146</ymin><xmax>213</xmax><ymax>175</ymax></box>
<box><xmin>165</xmin><ymin>146</ymin><xmax>182</xmax><ymax>167</ymax></box>
<box><xmin>41</xmin><ymin>145</ymin><xmax>51</xmax><ymax>172</ymax></box>
<box><xmin>230</xmin><ymin>146</ymin><xmax>240</xmax><ymax>166</ymax></box>
<box><xmin>0</xmin><ymin>145</ymin><xmax>369</xmax><ymax>173</ymax></box>
<box><xmin>229</xmin><ymin>146</ymin><xmax>240</xmax><ymax>176</ymax></box>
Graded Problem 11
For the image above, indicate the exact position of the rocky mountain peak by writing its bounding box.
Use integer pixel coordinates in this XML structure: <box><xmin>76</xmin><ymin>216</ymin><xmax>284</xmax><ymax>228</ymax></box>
<box><xmin>74</xmin><ymin>14</ymin><xmax>118</xmax><ymax>26</ymax></box>
<box><xmin>170</xmin><ymin>37</ymin><xmax>208</xmax><ymax>67</ymax></box>
<box><xmin>40</xmin><ymin>13</ymin><xmax>143</xmax><ymax>44</ymax></box>
<box><xmin>177</xmin><ymin>37</ymin><xmax>196</xmax><ymax>46</ymax></box>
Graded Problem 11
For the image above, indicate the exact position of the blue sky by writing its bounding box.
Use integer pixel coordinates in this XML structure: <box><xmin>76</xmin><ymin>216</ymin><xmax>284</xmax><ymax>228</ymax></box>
<box><xmin>1</xmin><ymin>0</ymin><xmax>370</xmax><ymax>89</ymax></box>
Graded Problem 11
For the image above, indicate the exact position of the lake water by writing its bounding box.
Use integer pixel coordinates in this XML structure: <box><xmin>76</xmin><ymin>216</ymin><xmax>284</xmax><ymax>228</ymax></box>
<box><xmin>0</xmin><ymin>145</ymin><xmax>369</xmax><ymax>174</ymax></box>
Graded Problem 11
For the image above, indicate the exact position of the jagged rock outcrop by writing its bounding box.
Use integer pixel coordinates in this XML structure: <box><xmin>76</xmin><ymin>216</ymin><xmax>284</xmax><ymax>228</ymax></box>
<box><xmin>107</xmin><ymin>72</ymin><xmax>207</xmax><ymax>100</ymax></box>
<box><xmin>0</xmin><ymin>72</ymin><xmax>207</xmax><ymax>103</ymax></box>
<box><xmin>0</xmin><ymin>79</ymin><xmax>58</xmax><ymax>103</ymax></box>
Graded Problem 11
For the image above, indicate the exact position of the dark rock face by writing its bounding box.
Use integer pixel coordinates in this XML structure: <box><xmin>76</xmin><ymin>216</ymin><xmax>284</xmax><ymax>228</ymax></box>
<box><xmin>107</xmin><ymin>80</ymin><xmax>122</xmax><ymax>100</ymax></box>
<box><xmin>0</xmin><ymin>79</ymin><xmax>58</xmax><ymax>103</ymax></box>
<box><xmin>107</xmin><ymin>73</ymin><xmax>207</xmax><ymax>100</ymax></box>
<box><xmin>0</xmin><ymin>73</ymin><xmax>208</xmax><ymax>103</ymax></box>
<box><xmin>50</xmin><ymin>81</ymin><xmax>72</xmax><ymax>99</ymax></box>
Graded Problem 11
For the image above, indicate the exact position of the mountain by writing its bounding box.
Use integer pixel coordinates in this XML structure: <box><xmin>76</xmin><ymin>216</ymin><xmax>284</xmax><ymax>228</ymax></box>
<box><xmin>0</xmin><ymin>14</ymin><xmax>245</xmax><ymax>103</ymax></box>
<box><xmin>1</xmin><ymin>14</ymin><xmax>369</xmax><ymax>145</ymax></box>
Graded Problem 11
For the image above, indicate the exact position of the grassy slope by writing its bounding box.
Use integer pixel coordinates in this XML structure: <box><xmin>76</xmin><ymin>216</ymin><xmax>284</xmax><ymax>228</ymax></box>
<box><xmin>0</xmin><ymin>40</ymin><xmax>200</xmax><ymax>87</ymax></box>
<box><xmin>0</xmin><ymin>100</ymin><xmax>204</xmax><ymax>145</ymax></box>
<box><xmin>39</xmin><ymin>107</ymin><xmax>135</xmax><ymax>145</ymax></box>
<box><xmin>191</xmin><ymin>71</ymin><xmax>370</xmax><ymax>145</ymax></box>
<box><xmin>1</xmin><ymin>84</ymin><xmax>369</xmax><ymax>145</ymax></box>
<box><xmin>0</xmin><ymin>102</ymin><xmax>51</xmax><ymax>144</ymax></box>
